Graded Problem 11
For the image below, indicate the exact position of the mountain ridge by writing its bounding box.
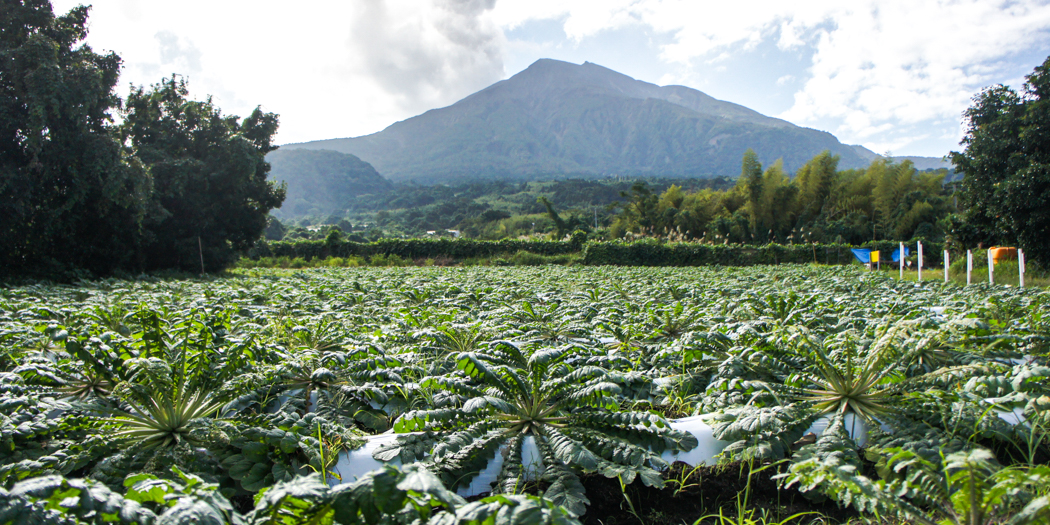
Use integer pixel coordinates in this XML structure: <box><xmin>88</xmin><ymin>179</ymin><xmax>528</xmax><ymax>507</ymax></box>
<box><xmin>267</xmin><ymin>148</ymin><xmax>392</xmax><ymax>218</ymax></box>
<box><xmin>283</xmin><ymin>59</ymin><xmax>947</xmax><ymax>181</ymax></box>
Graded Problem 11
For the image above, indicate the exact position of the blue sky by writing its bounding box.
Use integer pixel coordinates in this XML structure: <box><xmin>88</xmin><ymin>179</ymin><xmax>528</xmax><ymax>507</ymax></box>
<box><xmin>55</xmin><ymin>0</ymin><xmax>1050</xmax><ymax>158</ymax></box>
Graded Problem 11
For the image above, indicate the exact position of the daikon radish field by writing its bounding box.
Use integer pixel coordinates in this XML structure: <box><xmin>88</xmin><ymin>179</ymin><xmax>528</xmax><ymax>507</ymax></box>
<box><xmin>2</xmin><ymin>265</ymin><xmax>1048</xmax><ymax>525</ymax></box>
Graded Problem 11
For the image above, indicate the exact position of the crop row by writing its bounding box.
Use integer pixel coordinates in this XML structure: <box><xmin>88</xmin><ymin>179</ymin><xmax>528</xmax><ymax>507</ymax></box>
<box><xmin>0</xmin><ymin>265</ymin><xmax>1047</xmax><ymax>523</ymax></box>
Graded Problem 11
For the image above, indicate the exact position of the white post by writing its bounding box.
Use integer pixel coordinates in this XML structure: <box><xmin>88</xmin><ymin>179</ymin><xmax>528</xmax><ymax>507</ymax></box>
<box><xmin>899</xmin><ymin>242</ymin><xmax>904</xmax><ymax>280</ymax></box>
<box><xmin>944</xmin><ymin>250</ymin><xmax>949</xmax><ymax>283</ymax></box>
<box><xmin>918</xmin><ymin>242</ymin><xmax>923</xmax><ymax>282</ymax></box>
<box><xmin>988</xmin><ymin>249</ymin><xmax>994</xmax><ymax>285</ymax></box>
<box><xmin>1019</xmin><ymin>249</ymin><xmax>1026</xmax><ymax>288</ymax></box>
<box><xmin>967</xmin><ymin>250</ymin><xmax>972</xmax><ymax>285</ymax></box>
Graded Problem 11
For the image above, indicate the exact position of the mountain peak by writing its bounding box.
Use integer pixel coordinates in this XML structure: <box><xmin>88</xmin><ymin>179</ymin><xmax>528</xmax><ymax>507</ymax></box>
<box><xmin>283</xmin><ymin>59</ymin><xmax>872</xmax><ymax>182</ymax></box>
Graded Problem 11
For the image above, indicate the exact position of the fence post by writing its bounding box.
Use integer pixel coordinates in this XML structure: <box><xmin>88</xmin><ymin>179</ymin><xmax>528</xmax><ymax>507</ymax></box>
<box><xmin>967</xmin><ymin>250</ymin><xmax>972</xmax><ymax>285</ymax></box>
<box><xmin>899</xmin><ymin>242</ymin><xmax>904</xmax><ymax>280</ymax></box>
<box><xmin>988</xmin><ymin>249</ymin><xmax>994</xmax><ymax>285</ymax></box>
<box><xmin>918</xmin><ymin>241</ymin><xmax>923</xmax><ymax>282</ymax></box>
<box><xmin>944</xmin><ymin>250</ymin><xmax>949</xmax><ymax>283</ymax></box>
<box><xmin>1019</xmin><ymin>249</ymin><xmax>1026</xmax><ymax>288</ymax></box>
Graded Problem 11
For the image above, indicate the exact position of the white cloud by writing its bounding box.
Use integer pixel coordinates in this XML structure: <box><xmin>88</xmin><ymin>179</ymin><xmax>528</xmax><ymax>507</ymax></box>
<box><xmin>53</xmin><ymin>0</ymin><xmax>504</xmax><ymax>144</ymax></box>
<box><xmin>495</xmin><ymin>0</ymin><xmax>1050</xmax><ymax>155</ymax></box>
<box><xmin>777</xmin><ymin>1</ymin><xmax>1050</xmax><ymax>151</ymax></box>
<box><xmin>51</xmin><ymin>0</ymin><xmax>1050</xmax><ymax>156</ymax></box>
<box><xmin>347</xmin><ymin>0</ymin><xmax>505</xmax><ymax>116</ymax></box>
<box><xmin>154</xmin><ymin>32</ymin><xmax>202</xmax><ymax>74</ymax></box>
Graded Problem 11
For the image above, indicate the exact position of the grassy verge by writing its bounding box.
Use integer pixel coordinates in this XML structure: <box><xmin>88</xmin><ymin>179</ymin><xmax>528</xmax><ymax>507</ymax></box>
<box><xmin>883</xmin><ymin>260</ymin><xmax>1050</xmax><ymax>288</ymax></box>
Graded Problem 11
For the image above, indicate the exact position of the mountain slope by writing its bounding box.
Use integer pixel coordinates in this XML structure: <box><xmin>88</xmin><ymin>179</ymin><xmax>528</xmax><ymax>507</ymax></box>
<box><xmin>850</xmin><ymin>145</ymin><xmax>950</xmax><ymax>171</ymax></box>
<box><xmin>283</xmin><ymin>60</ymin><xmax>879</xmax><ymax>181</ymax></box>
<box><xmin>267</xmin><ymin>149</ymin><xmax>391</xmax><ymax>218</ymax></box>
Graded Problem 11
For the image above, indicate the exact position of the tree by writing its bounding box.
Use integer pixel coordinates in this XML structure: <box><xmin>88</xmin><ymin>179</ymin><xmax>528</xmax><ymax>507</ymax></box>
<box><xmin>0</xmin><ymin>1</ymin><xmax>150</xmax><ymax>277</ymax></box>
<box><xmin>618</xmin><ymin>182</ymin><xmax>660</xmax><ymax>234</ymax></box>
<box><xmin>264</xmin><ymin>216</ymin><xmax>287</xmax><ymax>241</ymax></box>
<box><xmin>795</xmin><ymin>151</ymin><xmax>839</xmax><ymax>222</ymax></box>
<box><xmin>539</xmin><ymin>196</ymin><xmax>571</xmax><ymax>239</ymax></box>
<box><xmin>121</xmin><ymin>77</ymin><xmax>286</xmax><ymax>271</ymax></box>
<box><xmin>759</xmin><ymin>160</ymin><xmax>796</xmax><ymax>241</ymax></box>
<box><xmin>950</xmin><ymin>56</ymin><xmax>1050</xmax><ymax>264</ymax></box>
<box><xmin>740</xmin><ymin>149</ymin><xmax>764</xmax><ymax>233</ymax></box>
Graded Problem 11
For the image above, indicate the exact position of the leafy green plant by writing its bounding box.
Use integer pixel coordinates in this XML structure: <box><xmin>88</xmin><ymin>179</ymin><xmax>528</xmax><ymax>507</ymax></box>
<box><xmin>108</xmin><ymin>386</ymin><xmax>219</xmax><ymax>450</ymax></box>
<box><xmin>707</xmin><ymin>403</ymin><xmax>820</xmax><ymax>461</ymax></box>
<box><xmin>56</xmin><ymin>369</ymin><xmax>115</xmax><ymax>401</ymax></box>
<box><xmin>780</xmin><ymin>447</ymin><xmax>1050</xmax><ymax>525</ymax></box>
<box><xmin>107</xmin><ymin>356</ymin><xmax>222</xmax><ymax>450</ymax></box>
<box><xmin>0</xmin><ymin>462</ymin><xmax>580</xmax><ymax>525</ymax></box>
<box><xmin>431</xmin><ymin>324</ymin><xmax>488</xmax><ymax>354</ymax></box>
<box><xmin>219</xmin><ymin>406</ymin><xmax>361</xmax><ymax>492</ymax></box>
<box><xmin>375</xmin><ymin>341</ymin><xmax>698</xmax><ymax>516</ymax></box>
<box><xmin>123</xmin><ymin>466</ymin><xmax>240</xmax><ymax>523</ymax></box>
<box><xmin>798</xmin><ymin>338</ymin><xmax>896</xmax><ymax>421</ymax></box>
<box><xmin>0</xmin><ymin>374</ymin><xmax>110</xmax><ymax>484</ymax></box>
<box><xmin>0</xmin><ymin>474</ymin><xmax>158</xmax><ymax>524</ymax></box>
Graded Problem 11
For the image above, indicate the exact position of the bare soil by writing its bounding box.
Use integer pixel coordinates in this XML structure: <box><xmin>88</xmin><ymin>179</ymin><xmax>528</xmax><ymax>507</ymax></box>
<box><xmin>577</xmin><ymin>462</ymin><xmax>861</xmax><ymax>525</ymax></box>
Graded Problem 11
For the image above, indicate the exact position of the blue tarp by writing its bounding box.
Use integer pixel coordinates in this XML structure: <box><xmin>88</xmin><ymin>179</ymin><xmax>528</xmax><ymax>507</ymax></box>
<box><xmin>851</xmin><ymin>249</ymin><xmax>871</xmax><ymax>264</ymax></box>
<box><xmin>891</xmin><ymin>246</ymin><xmax>910</xmax><ymax>262</ymax></box>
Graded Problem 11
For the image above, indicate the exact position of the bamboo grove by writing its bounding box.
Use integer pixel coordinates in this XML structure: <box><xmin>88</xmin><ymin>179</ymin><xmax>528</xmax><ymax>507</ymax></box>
<box><xmin>608</xmin><ymin>151</ymin><xmax>953</xmax><ymax>247</ymax></box>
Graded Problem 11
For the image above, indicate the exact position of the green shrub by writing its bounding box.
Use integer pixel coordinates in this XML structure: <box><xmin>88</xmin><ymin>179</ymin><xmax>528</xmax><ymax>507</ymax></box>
<box><xmin>369</xmin><ymin>254</ymin><xmax>409</xmax><ymax>267</ymax></box>
<box><xmin>241</xmin><ymin>238</ymin><xmax>944</xmax><ymax>268</ymax></box>
<box><xmin>579</xmin><ymin>240</ymin><xmax>940</xmax><ymax>267</ymax></box>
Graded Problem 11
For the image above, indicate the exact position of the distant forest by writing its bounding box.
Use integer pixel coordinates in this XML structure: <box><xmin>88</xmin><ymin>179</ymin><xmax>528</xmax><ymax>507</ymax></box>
<box><xmin>270</xmin><ymin>149</ymin><xmax>955</xmax><ymax>247</ymax></box>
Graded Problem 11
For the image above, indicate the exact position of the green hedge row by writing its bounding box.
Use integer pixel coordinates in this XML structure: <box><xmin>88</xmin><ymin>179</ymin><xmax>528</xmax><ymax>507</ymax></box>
<box><xmin>248</xmin><ymin>237</ymin><xmax>944</xmax><ymax>267</ymax></box>
<box><xmin>248</xmin><ymin>237</ymin><xmax>582</xmax><ymax>261</ymax></box>
<box><xmin>579</xmin><ymin>240</ymin><xmax>944</xmax><ymax>267</ymax></box>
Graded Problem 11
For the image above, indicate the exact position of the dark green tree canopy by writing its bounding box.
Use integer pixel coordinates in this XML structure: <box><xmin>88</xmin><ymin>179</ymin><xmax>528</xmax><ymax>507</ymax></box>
<box><xmin>121</xmin><ymin>78</ymin><xmax>286</xmax><ymax>271</ymax></box>
<box><xmin>1</xmin><ymin>2</ymin><xmax>286</xmax><ymax>278</ymax></box>
<box><xmin>0</xmin><ymin>0</ymin><xmax>149</xmax><ymax>277</ymax></box>
<box><xmin>950</xmin><ymin>56</ymin><xmax>1050</xmax><ymax>264</ymax></box>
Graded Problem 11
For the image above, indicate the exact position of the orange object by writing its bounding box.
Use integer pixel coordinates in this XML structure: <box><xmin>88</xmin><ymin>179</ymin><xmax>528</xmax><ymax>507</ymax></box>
<box><xmin>990</xmin><ymin>247</ymin><xmax>1017</xmax><ymax>263</ymax></box>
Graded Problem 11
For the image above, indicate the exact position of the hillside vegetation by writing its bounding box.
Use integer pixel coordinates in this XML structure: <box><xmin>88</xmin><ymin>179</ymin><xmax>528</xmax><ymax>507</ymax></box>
<box><xmin>272</xmin><ymin>150</ymin><xmax>953</xmax><ymax>247</ymax></box>
<box><xmin>267</xmin><ymin>149</ymin><xmax>392</xmax><ymax>218</ymax></box>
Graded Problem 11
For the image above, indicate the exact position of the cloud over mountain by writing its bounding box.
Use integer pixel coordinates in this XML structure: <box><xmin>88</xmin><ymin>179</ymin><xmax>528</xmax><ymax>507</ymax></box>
<box><xmin>492</xmin><ymin>0</ymin><xmax>1050</xmax><ymax>155</ymax></box>
<box><xmin>348</xmin><ymin>0</ymin><xmax>506</xmax><ymax>116</ymax></box>
<box><xmin>53</xmin><ymin>0</ymin><xmax>1050</xmax><ymax>155</ymax></box>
